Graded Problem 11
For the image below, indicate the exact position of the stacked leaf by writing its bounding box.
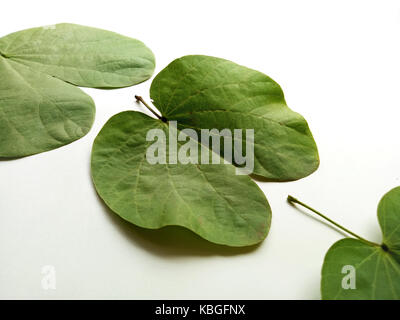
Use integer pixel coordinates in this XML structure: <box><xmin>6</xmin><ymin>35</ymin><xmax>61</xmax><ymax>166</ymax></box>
<box><xmin>0</xmin><ymin>23</ymin><xmax>155</xmax><ymax>157</ymax></box>
<box><xmin>92</xmin><ymin>55</ymin><xmax>320</xmax><ymax>246</ymax></box>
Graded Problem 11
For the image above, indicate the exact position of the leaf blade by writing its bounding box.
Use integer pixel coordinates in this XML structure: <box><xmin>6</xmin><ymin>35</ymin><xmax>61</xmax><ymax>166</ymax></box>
<box><xmin>0</xmin><ymin>23</ymin><xmax>156</xmax><ymax>158</ymax></box>
<box><xmin>150</xmin><ymin>55</ymin><xmax>319</xmax><ymax>181</ymax></box>
<box><xmin>378</xmin><ymin>186</ymin><xmax>400</xmax><ymax>255</ymax></box>
<box><xmin>321</xmin><ymin>238</ymin><xmax>400</xmax><ymax>300</ymax></box>
<box><xmin>0</xmin><ymin>56</ymin><xmax>94</xmax><ymax>157</ymax></box>
<box><xmin>0</xmin><ymin>23</ymin><xmax>155</xmax><ymax>88</ymax></box>
<box><xmin>91</xmin><ymin>111</ymin><xmax>271</xmax><ymax>247</ymax></box>
<box><xmin>321</xmin><ymin>186</ymin><xmax>400</xmax><ymax>300</ymax></box>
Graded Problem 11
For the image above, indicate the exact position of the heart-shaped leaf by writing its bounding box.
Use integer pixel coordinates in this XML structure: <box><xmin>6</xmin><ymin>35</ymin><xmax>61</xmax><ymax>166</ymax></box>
<box><xmin>150</xmin><ymin>55</ymin><xmax>319</xmax><ymax>181</ymax></box>
<box><xmin>91</xmin><ymin>111</ymin><xmax>271</xmax><ymax>247</ymax></box>
<box><xmin>289</xmin><ymin>187</ymin><xmax>400</xmax><ymax>300</ymax></box>
<box><xmin>0</xmin><ymin>23</ymin><xmax>155</xmax><ymax>158</ymax></box>
<box><xmin>322</xmin><ymin>187</ymin><xmax>400</xmax><ymax>300</ymax></box>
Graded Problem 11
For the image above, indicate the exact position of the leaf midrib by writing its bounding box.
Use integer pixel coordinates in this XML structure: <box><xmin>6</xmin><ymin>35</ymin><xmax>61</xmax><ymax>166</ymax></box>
<box><xmin>9</xmin><ymin>56</ymin><xmax>152</xmax><ymax>85</ymax></box>
<box><xmin>169</xmin><ymin>108</ymin><xmax>310</xmax><ymax>138</ymax></box>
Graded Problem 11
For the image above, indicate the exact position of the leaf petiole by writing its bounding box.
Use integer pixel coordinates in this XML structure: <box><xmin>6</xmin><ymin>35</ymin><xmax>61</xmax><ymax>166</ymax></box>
<box><xmin>287</xmin><ymin>195</ymin><xmax>381</xmax><ymax>247</ymax></box>
<box><xmin>135</xmin><ymin>95</ymin><xmax>167</xmax><ymax>122</ymax></box>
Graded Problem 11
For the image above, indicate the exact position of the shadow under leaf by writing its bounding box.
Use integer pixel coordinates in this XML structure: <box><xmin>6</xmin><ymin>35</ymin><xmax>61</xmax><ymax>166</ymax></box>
<box><xmin>92</xmin><ymin>181</ymin><xmax>260</xmax><ymax>258</ymax></box>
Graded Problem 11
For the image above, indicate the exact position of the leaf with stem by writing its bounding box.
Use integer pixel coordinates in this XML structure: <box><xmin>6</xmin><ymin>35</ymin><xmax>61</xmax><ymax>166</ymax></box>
<box><xmin>288</xmin><ymin>188</ymin><xmax>400</xmax><ymax>300</ymax></box>
<box><xmin>91</xmin><ymin>97</ymin><xmax>271</xmax><ymax>247</ymax></box>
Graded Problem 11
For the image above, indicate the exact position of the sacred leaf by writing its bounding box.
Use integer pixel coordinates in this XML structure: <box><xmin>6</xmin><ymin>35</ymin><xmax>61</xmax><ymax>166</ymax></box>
<box><xmin>0</xmin><ymin>23</ymin><xmax>155</xmax><ymax>157</ymax></box>
<box><xmin>150</xmin><ymin>55</ymin><xmax>319</xmax><ymax>181</ymax></box>
<box><xmin>91</xmin><ymin>111</ymin><xmax>271</xmax><ymax>247</ymax></box>
<box><xmin>288</xmin><ymin>187</ymin><xmax>400</xmax><ymax>300</ymax></box>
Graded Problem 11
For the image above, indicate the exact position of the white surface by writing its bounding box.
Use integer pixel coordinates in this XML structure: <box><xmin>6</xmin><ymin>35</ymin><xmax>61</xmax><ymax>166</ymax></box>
<box><xmin>1</xmin><ymin>0</ymin><xmax>400</xmax><ymax>300</ymax></box>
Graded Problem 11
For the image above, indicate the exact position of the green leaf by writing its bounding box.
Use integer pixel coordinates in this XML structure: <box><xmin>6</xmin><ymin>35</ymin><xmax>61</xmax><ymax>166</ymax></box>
<box><xmin>0</xmin><ymin>58</ymin><xmax>94</xmax><ymax>157</ymax></box>
<box><xmin>378</xmin><ymin>187</ymin><xmax>400</xmax><ymax>258</ymax></box>
<box><xmin>91</xmin><ymin>111</ymin><xmax>271</xmax><ymax>247</ymax></box>
<box><xmin>0</xmin><ymin>23</ymin><xmax>155</xmax><ymax>88</ymax></box>
<box><xmin>0</xmin><ymin>23</ymin><xmax>155</xmax><ymax>157</ymax></box>
<box><xmin>321</xmin><ymin>187</ymin><xmax>400</xmax><ymax>300</ymax></box>
<box><xmin>150</xmin><ymin>55</ymin><xmax>319</xmax><ymax>181</ymax></box>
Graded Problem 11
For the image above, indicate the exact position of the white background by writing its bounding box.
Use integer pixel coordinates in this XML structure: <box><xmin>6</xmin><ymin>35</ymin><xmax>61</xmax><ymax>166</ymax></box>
<box><xmin>1</xmin><ymin>0</ymin><xmax>400</xmax><ymax>299</ymax></box>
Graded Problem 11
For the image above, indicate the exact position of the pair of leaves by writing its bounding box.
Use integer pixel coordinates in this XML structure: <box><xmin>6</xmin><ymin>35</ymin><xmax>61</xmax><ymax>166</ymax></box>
<box><xmin>321</xmin><ymin>187</ymin><xmax>400</xmax><ymax>299</ymax></box>
<box><xmin>92</xmin><ymin>55</ymin><xmax>320</xmax><ymax>246</ymax></box>
<box><xmin>0</xmin><ymin>23</ymin><xmax>155</xmax><ymax>157</ymax></box>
